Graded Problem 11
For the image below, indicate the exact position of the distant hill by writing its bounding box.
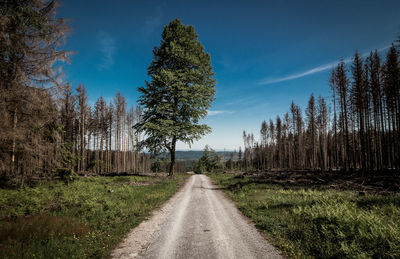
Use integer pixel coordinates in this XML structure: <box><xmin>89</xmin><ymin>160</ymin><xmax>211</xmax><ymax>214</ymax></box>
<box><xmin>175</xmin><ymin>150</ymin><xmax>236</xmax><ymax>161</ymax></box>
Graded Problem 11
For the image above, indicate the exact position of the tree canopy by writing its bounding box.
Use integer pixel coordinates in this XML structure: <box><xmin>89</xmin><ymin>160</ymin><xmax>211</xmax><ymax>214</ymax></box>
<box><xmin>137</xmin><ymin>19</ymin><xmax>216</xmax><ymax>175</ymax></box>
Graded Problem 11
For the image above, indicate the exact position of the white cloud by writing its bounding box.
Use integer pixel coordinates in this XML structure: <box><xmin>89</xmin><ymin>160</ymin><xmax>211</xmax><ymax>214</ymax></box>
<box><xmin>258</xmin><ymin>45</ymin><xmax>391</xmax><ymax>85</ymax></box>
<box><xmin>97</xmin><ymin>31</ymin><xmax>116</xmax><ymax>70</ymax></box>
<box><xmin>143</xmin><ymin>5</ymin><xmax>164</xmax><ymax>37</ymax></box>
<box><xmin>208</xmin><ymin>110</ymin><xmax>232</xmax><ymax>116</ymax></box>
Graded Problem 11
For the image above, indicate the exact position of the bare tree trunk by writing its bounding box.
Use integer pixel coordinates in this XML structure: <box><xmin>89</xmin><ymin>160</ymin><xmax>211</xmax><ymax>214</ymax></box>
<box><xmin>96</xmin><ymin>128</ymin><xmax>99</xmax><ymax>174</ymax></box>
<box><xmin>100</xmin><ymin>127</ymin><xmax>104</xmax><ymax>173</ymax></box>
<box><xmin>81</xmin><ymin>115</ymin><xmax>85</xmax><ymax>172</ymax></box>
<box><xmin>11</xmin><ymin>106</ymin><xmax>18</xmax><ymax>176</ymax></box>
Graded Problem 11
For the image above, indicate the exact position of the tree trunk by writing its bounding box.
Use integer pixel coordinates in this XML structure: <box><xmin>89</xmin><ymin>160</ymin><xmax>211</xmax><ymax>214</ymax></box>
<box><xmin>168</xmin><ymin>136</ymin><xmax>177</xmax><ymax>176</ymax></box>
<box><xmin>80</xmin><ymin>114</ymin><xmax>85</xmax><ymax>173</ymax></box>
<box><xmin>20</xmin><ymin>166</ymin><xmax>25</xmax><ymax>189</ymax></box>
<box><xmin>100</xmin><ymin>128</ymin><xmax>104</xmax><ymax>173</ymax></box>
<box><xmin>11</xmin><ymin>106</ymin><xmax>18</xmax><ymax>176</ymax></box>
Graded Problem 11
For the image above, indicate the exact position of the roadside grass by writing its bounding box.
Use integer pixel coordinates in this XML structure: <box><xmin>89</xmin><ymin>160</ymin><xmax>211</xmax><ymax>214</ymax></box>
<box><xmin>209</xmin><ymin>173</ymin><xmax>400</xmax><ymax>259</ymax></box>
<box><xmin>0</xmin><ymin>175</ymin><xmax>187</xmax><ymax>258</ymax></box>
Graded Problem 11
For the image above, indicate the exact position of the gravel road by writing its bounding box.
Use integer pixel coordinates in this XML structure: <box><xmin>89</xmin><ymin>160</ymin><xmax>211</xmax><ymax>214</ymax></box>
<box><xmin>111</xmin><ymin>174</ymin><xmax>282</xmax><ymax>259</ymax></box>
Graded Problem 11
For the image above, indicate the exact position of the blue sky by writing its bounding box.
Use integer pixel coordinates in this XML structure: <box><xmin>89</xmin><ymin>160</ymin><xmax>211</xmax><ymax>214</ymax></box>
<box><xmin>58</xmin><ymin>0</ymin><xmax>400</xmax><ymax>151</ymax></box>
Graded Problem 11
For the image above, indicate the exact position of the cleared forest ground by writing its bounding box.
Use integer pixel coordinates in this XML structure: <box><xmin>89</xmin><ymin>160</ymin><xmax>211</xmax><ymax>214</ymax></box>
<box><xmin>242</xmin><ymin>169</ymin><xmax>400</xmax><ymax>193</ymax></box>
<box><xmin>209</xmin><ymin>172</ymin><xmax>400</xmax><ymax>258</ymax></box>
<box><xmin>0</xmin><ymin>175</ymin><xmax>187</xmax><ymax>258</ymax></box>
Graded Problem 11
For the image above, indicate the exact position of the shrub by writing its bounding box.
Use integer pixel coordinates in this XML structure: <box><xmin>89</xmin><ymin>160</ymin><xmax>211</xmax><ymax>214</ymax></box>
<box><xmin>151</xmin><ymin>160</ymin><xmax>162</xmax><ymax>173</ymax></box>
<box><xmin>193</xmin><ymin>161</ymin><xmax>205</xmax><ymax>174</ymax></box>
<box><xmin>55</xmin><ymin>168</ymin><xmax>79</xmax><ymax>182</ymax></box>
<box><xmin>196</xmin><ymin>145</ymin><xmax>223</xmax><ymax>173</ymax></box>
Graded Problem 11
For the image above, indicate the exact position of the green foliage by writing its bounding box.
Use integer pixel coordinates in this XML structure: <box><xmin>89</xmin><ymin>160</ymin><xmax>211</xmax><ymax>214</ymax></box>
<box><xmin>58</xmin><ymin>143</ymin><xmax>78</xmax><ymax>168</ymax></box>
<box><xmin>193</xmin><ymin>161</ymin><xmax>205</xmax><ymax>174</ymax></box>
<box><xmin>87</xmin><ymin>160</ymin><xmax>96</xmax><ymax>171</ymax></box>
<box><xmin>0</xmin><ymin>175</ymin><xmax>186</xmax><ymax>258</ymax></box>
<box><xmin>225</xmin><ymin>158</ymin><xmax>234</xmax><ymax>170</ymax></box>
<box><xmin>55</xmin><ymin>168</ymin><xmax>79</xmax><ymax>183</ymax></box>
<box><xmin>151</xmin><ymin>159</ymin><xmax>162</xmax><ymax>173</ymax></box>
<box><xmin>209</xmin><ymin>173</ymin><xmax>400</xmax><ymax>259</ymax></box>
<box><xmin>150</xmin><ymin>156</ymin><xmax>173</xmax><ymax>173</ymax></box>
<box><xmin>136</xmin><ymin>19</ymin><xmax>216</xmax><ymax>154</ymax></box>
<box><xmin>195</xmin><ymin>145</ymin><xmax>222</xmax><ymax>173</ymax></box>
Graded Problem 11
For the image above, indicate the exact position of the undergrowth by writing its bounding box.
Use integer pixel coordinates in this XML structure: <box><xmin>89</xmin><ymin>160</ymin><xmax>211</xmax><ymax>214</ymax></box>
<box><xmin>0</xmin><ymin>175</ymin><xmax>187</xmax><ymax>258</ymax></box>
<box><xmin>209</xmin><ymin>173</ymin><xmax>400</xmax><ymax>259</ymax></box>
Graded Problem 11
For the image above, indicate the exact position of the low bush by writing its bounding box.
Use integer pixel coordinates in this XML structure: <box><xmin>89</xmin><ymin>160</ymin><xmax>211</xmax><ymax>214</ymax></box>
<box><xmin>55</xmin><ymin>168</ymin><xmax>79</xmax><ymax>183</ymax></box>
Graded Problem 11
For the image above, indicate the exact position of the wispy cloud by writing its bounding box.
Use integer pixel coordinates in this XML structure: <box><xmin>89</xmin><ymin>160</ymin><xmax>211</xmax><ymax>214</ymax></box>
<box><xmin>143</xmin><ymin>5</ymin><xmax>164</xmax><ymax>37</ymax></box>
<box><xmin>258</xmin><ymin>45</ymin><xmax>391</xmax><ymax>85</ymax></box>
<box><xmin>216</xmin><ymin>55</ymin><xmax>244</xmax><ymax>72</ymax></box>
<box><xmin>208</xmin><ymin>110</ymin><xmax>232</xmax><ymax>116</ymax></box>
<box><xmin>225</xmin><ymin>95</ymin><xmax>263</xmax><ymax>107</ymax></box>
<box><xmin>97</xmin><ymin>31</ymin><xmax>115</xmax><ymax>70</ymax></box>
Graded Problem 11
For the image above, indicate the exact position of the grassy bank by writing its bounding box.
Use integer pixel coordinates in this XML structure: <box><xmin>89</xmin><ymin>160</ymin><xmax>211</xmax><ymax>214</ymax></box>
<box><xmin>209</xmin><ymin>173</ymin><xmax>400</xmax><ymax>258</ymax></box>
<box><xmin>0</xmin><ymin>175</ymin><xmax>187</xmax><ymax>258</ymax></box>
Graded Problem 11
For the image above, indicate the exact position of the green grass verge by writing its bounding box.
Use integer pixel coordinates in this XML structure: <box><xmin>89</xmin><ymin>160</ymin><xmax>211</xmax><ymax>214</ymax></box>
<box><xmin>0</xmin><ymin>175</ymin><xmax>187</xmax><ymax>258</ymax></box>
<box><xmin>208</xmin><ymin>173</ymin><xmax>400</xmax><ymax>259</ymax></box>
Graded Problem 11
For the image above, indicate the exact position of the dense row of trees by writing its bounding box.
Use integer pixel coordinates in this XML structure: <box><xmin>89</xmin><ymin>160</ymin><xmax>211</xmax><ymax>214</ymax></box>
<box><xmin>0</xmin><ymin>0</ymin><xmax>149</xmax><ymax>186</ymax></box>
<box><xmin>241</xmin><ymin>44</ymin><xmax>400</xmax><ymax>173</ymax></box>
<box><xmin>59</xmin><ymin>86</ymin><xmax>150</xmax><ymax>176</ymax></box>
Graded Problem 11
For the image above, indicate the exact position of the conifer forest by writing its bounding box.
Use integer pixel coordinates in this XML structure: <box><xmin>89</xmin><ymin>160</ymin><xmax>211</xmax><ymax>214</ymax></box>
<box><xmin>0</xmin><ymin>1</ymin><xmax>152</xmax><ymax>187</ymax></box>
<box><xmin>241</xmin><ymin>46</ymin><xmax>400</xmax><ymax>173</ymax></box>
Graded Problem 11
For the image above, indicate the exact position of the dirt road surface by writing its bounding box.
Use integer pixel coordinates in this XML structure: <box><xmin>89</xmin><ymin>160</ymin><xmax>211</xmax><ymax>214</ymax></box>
<box><xmin>111</xmin><ymin>174</ymin><xmax>282</xmax><ymax>259</ymax></box>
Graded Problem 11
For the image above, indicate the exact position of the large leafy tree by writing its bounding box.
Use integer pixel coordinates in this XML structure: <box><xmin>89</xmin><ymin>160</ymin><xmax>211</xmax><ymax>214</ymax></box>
<box><xmin>137</xmin><ymin>19</ymin><xmax>216</xmax><ymax>176</ymax></box>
